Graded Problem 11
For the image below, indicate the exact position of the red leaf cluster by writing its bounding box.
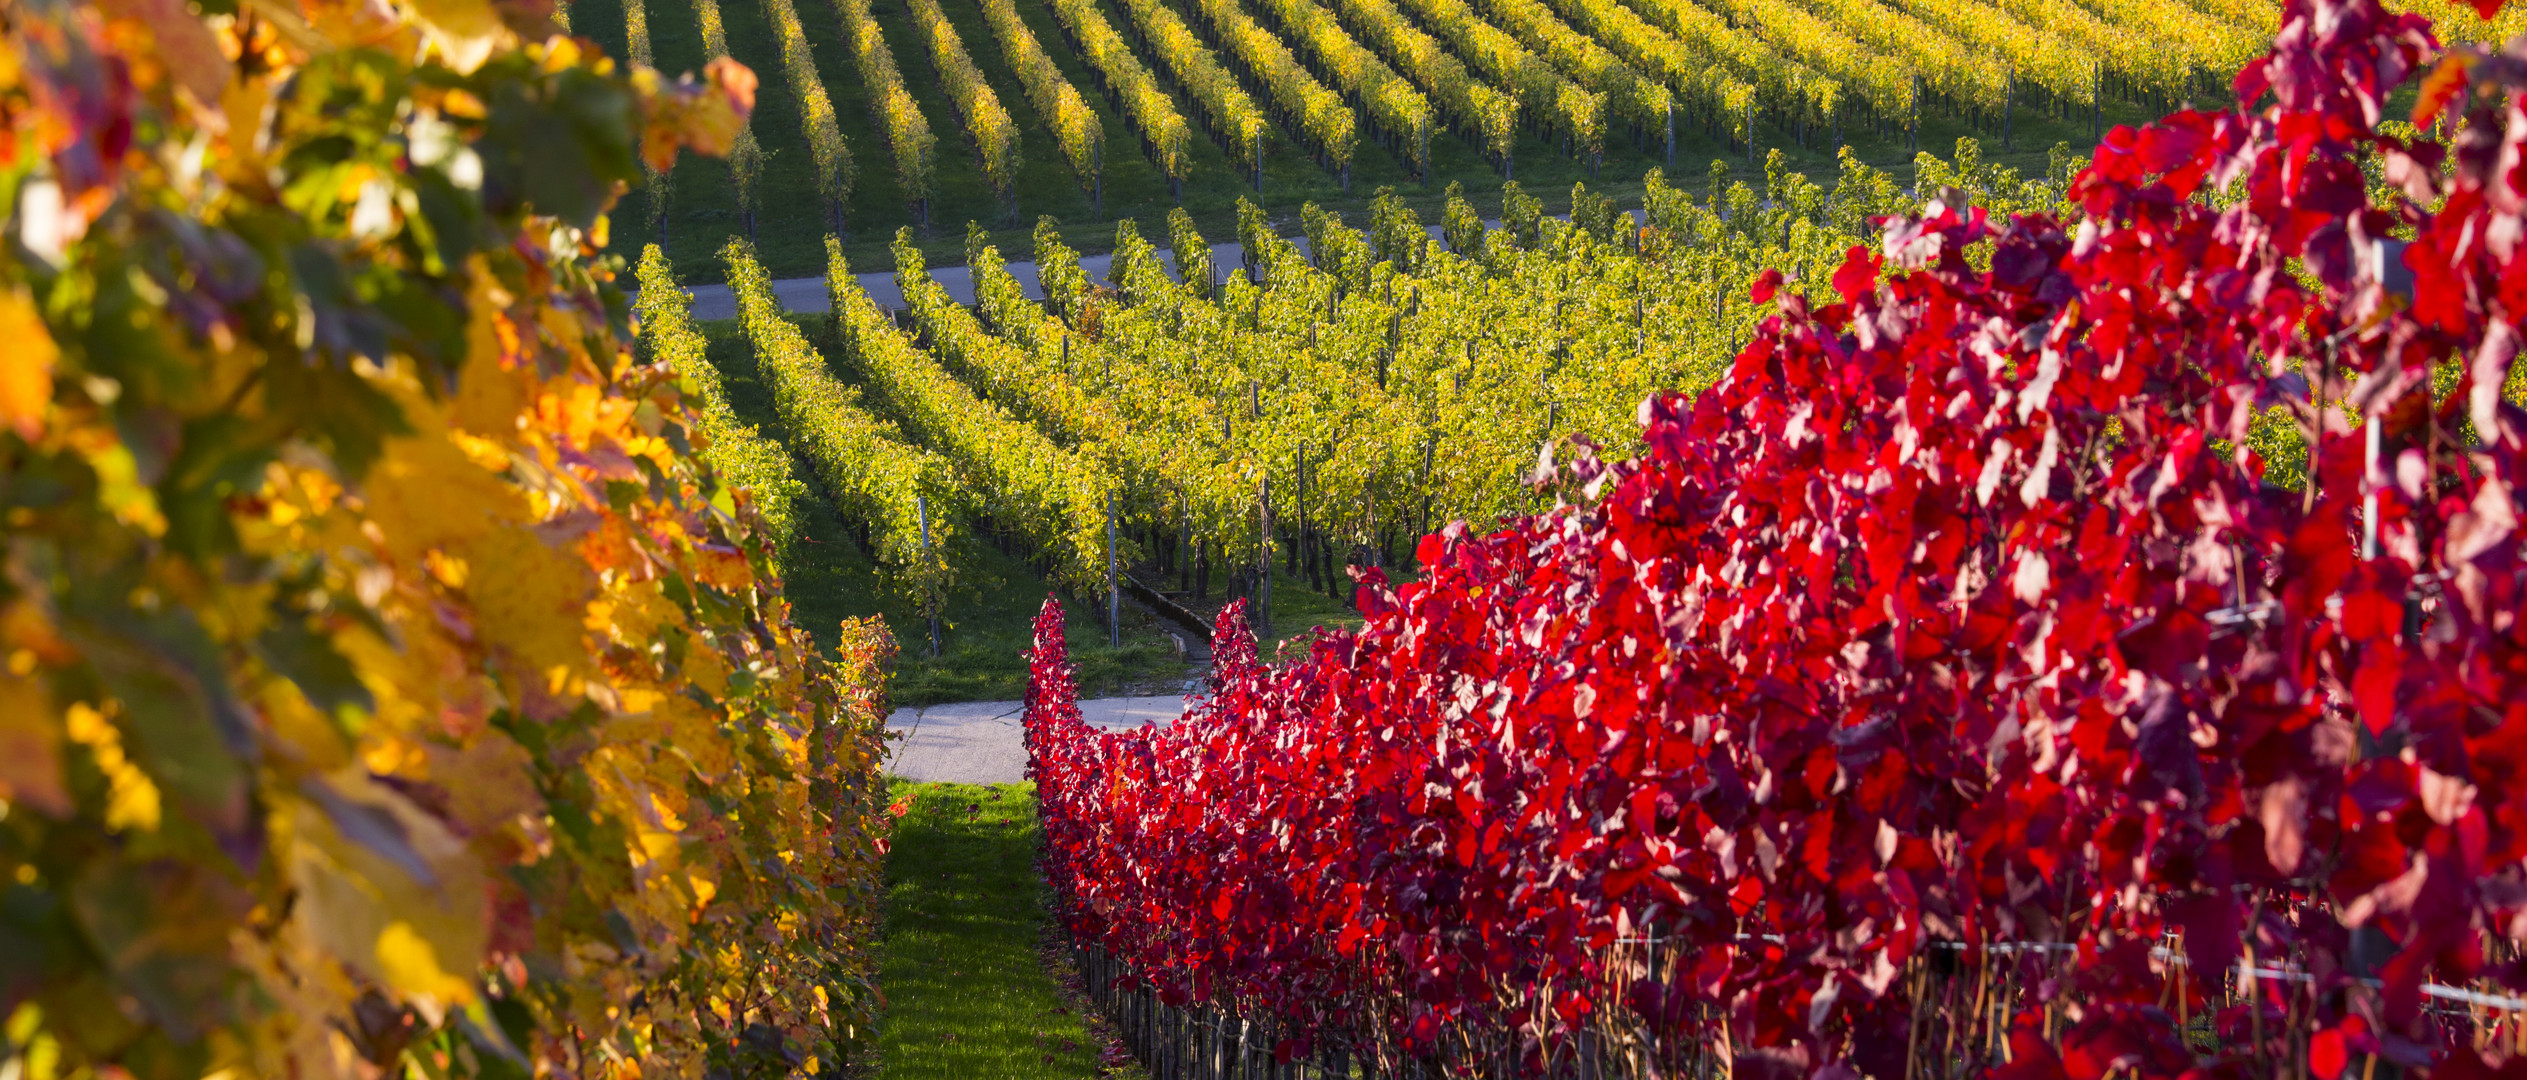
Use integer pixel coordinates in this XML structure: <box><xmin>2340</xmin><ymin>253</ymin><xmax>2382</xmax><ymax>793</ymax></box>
<box><xmin>1027</xmin><ymin>0</ymin><xmax>2527</xmax><ymax>1070</ymax></box>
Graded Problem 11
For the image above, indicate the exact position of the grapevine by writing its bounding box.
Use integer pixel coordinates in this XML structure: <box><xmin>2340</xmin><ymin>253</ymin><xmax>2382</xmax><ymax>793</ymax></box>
<box><xmin>832</xmin><ymin>0</ymin><xmax>940</xmax><ymax>210</ymax></box>
<box><xmin>1114</xmin><ymin>0</ymin><xmax>1277</xmax><ymax>169</ymax></box>
<box><xmin>1182</xmin><ymin>0</ymin><xmax>1364</xmax><ymax>172</ymax></box>
<box><xmin>0</xmin><ymin>6</ymin><xmax>895</xmax><ymax>1078</ymax></box>
<box><xmin>636</xmin><ymin>245</ymin><xmax>811</xmax><ymax>563</ymax></box>
<box><xmin>834</xmin><ymin>234</ymin><xmax>1119</xmax><ymax>586</ymax></box>
<box><xmin>1250</xmin><ymin>0</ymin><xmax>1441</xmax><ymax>176</ymax></box>
<box><xmin>724</xmin><ymin>239</ymin><xmax>956</xmax><ymax>605</ymax></box>
<box><xmin>910</xmin><ymin>0</ymin><xmax>1026</xmax><ymax>202</ymax></box>
<box><xmin>1046</xmin><ymin>0</ymin><xmax>1200</xmax><ymax>181</ymax></box>
<box><xmin>761</xmin><ymin>0</ymin><xmax>858</xmax><ymax>229</ymax></box>
<box><xmin>1323</xmin><ymin>0</ymin><xmax>1523</xmax><ymax>161</ymax></box>
<box><xmin>981</xmin><ymin>0</ymin><xmax>1108</xmax><ymax>189</ymax></box>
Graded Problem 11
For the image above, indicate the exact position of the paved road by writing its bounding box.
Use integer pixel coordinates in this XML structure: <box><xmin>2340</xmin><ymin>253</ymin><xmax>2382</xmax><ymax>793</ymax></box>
<box><xmin>684</xmin><ymin>240</ymin><xmax>1265</xmax><ymax>320</ymax></box>
<box><xmin>883</xmin><ymin>694</ymin><xmax>1195</xmax><ymax>785</ymax></box>
<box><xmin>671</xmin><ymin>215</ymin><xmax>1631</xmax><ymax>319</ymax></box>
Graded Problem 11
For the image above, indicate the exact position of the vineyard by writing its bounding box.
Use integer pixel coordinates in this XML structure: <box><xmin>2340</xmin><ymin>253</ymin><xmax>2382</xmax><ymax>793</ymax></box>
<box><xmin>563</xmin><ymin>0</ymin><xmax>2480</xmax><ymax>279</ymax></box>
<box><xmin>1013</xmin><ymin>2</ymin><xmax>2527</xmax><ymax>1079</ymax></box>
<box><xmin>22</xmin><ymin>0</ymin><xmax>2527</xmax><ymax>1070</ymax></box>
<box><xmin>0</xmin><ymin>0</ymin><xmax>900</xmax><ymax>1077</ymax></box>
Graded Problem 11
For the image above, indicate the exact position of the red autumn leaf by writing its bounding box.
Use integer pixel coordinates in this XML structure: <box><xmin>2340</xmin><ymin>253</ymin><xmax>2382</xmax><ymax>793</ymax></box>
<box><xmin>1750</xmin><ymin>268</ymin><xmax>1785</xmax><ymax>304</ymax></box>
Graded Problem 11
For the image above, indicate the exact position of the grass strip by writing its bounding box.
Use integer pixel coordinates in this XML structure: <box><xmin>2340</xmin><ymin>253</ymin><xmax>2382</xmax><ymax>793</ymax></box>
<box><xmin>875</xmin><ymin>781</ymin><xmax>1138</xmax><ymax>1078</ymax></box>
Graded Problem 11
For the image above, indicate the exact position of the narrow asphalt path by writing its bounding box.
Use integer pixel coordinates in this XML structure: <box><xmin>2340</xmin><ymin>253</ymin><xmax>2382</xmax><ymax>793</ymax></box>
<box><xmin>883</xmin><ymin>695</ymin><xmax>1194</xmax><ymax>784</ymax></box>
<box><xmin>685</xmin><ymin>239</ymin><xmax>1271</xmax><ymax>320</ymax></box>
<box><xmin>671</xmin><ymin>215</ymin><xmax>1634</xmax><ymax>319</ymax></box>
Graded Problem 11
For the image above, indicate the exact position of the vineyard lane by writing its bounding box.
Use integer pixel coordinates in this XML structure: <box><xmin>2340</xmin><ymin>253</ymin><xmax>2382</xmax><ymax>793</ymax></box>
<box><xmin>662</xmin><ymin>216</ymin><xmax>1639</xmax><ymax>319</ymax></box>
<box><xmin>883</xmin><ymin>694</ymin><xmax>1194</xmax><ymax>784</ymax></box>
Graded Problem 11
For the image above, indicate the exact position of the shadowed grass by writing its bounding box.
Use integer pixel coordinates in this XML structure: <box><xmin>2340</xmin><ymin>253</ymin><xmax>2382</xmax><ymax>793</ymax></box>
<box><xmin>875</xmin><ymin>781</ymin><xmax>1130</xmax><ymax>1079</ymax></box>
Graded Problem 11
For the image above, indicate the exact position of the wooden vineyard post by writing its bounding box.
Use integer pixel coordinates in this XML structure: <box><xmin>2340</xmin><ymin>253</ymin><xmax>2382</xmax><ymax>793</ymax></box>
<box><xmin>917</xmin><ymin>492</ymin><xmax>941</xmax><ymax>657</ymax></box>
<box><xmin>1255</xmin><ymin>130</ymin><xmax>1265</xmax><ymax>192</ymax></box>
<box><xmin>1093</xmin><ymin>139</ymin><xmax>1104</xmax><ymax>213</ymax></box>
<box><xmin>2364</xmin><ymin>417</ymin><xmax>2382</xmax><ymax>559</ymax></box>
<box><xmin>1745</xmin><ymin>99</ymin><xmax>1756</xmax><ymax>167</ymax></box>
<box><xmin>1107</xmin><ymin>491</ymin><xmax>1120</xmax><ymax>646</ymax></box>
<box><xmin>1665</xmin><ymin>100</ymin><xmax>1675</xmax><ymax>168</ymax></box>
<box><xmin>1419</xmin><ymin>438</ymin><xmax>1434</xmax><ymax>543</ymax></box>
<box><xmin>2093</xmin><ymin>59</ymin><xmax>2105</xmax><ymax>142</ymax></box>
<box><xmin>1911</xmin><ymin>75</ymin><xmax>1921</xmax><ymax>154</ymax></box>
<box><xmin>1257</xmin><ymin>476</ymin><xmax>1272</xmax><ymax>636</ymax></box>
<box><xmin>2003</xmin><ymin>68</ymin><xmax>2016</xmax><ymax>150</ymax></box>
<box><xmin>1294</xmin><ymin>446</ymin><xmax>1307</xmax><ymax>579</ymax></box>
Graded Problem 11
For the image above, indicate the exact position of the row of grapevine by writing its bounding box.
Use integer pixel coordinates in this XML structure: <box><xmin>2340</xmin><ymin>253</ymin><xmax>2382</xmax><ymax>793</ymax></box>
<box><xmin>723</xmin><ymin>239</ymin><xmax>956</xmax><ymax>604</ymax></box>
<box><xmin>636</xmin><ymin>245</ymin><xmax>810</xmax><ymax>561</ymax></box>
<box><xmin>1320</xmin><ymin>0</ymin><xmax>1520</xmax><ymax>161</ymax></box>
<box><xmin>1980</xmin><ymin>0</ymin><xmax>2194</xmax><ymax>101</ymax></box>
<box><xmin>1698</xmin><ymin>0</ymin><xmax>1912</xmax><ymax>121</ymax></box>
<box><xmin>981</xmin><ymin>0</ymin><xmax>1106</xmax><ymax>191</ymax></box>
<box><xmin>0</xmin><ymin>5</ymin><xmax>900</xmax><ymax>1077</ymax></box>
<box><xmin>1793</xmin><ymin>0</ymin><xmax>1999</xmax><ymax>111</ymax></box>
<box><xmin>759</xmin><ymin>0</ymin><xmax>856</xmax><ymax>229</ymax></box>
<box><xmin>695</xmin><ymin>0</ymin><xmax>768</xmax><ymax>234</ymax></box>
<box><xmin>1615</xmin><ymin>0</ymin><xmax>1825</xmax><ymax>140</ymax></box>
<box><xmin>1530</xmin><ymin>0</ymin><xmax>1717</xmax><ymax>150</ymax></box>
<box><xmin>909</xmin><ymin>0</ymin><xmax>1025</xmax><ymax>200</ymax></box>
<box><xmin>900</xmin><ymin>237</ymin><xmax>1133</xmax><ymax>461</ymax></box>
<box><xmin>2389</xmin><ymin>0</ymin><xmax>2527</xmax><ymax>42</ymax></box>
<box><xmin>1386</xmin><ymin>0</ymin><xmax>1606</xmax><ymax>155</ymax></box>
<box><xmin>1112</xmin><ymin>0</ymin><xmax>1275</xmax><ymax>169</ymax></box>
<box><xmin>1045</xmin><ymin>0</ymin><xmax>1198</xmax><ymax>181</ymax></box>
<box><xmin>1025</xmin><ymin>5</ymin><xmax>2527</xmax><ymax>1078</ymax></box>
<box><xmin>831</xmin><ymin>0</ymin><xmax>939</xmax><ymax>210</ymax></box>
<box><xmin>624</xmin><ymin>0</ymin><xmax>673</xmax><ymax>239</ymax></box>
<box><xmin>1248</xmin><ymin>0</ymin><xmax>1438</xmax><ymax>178</ymax></box>
<box><xmin>971</xmin><ymin>138</ymin><xmax>2058</xmax><ymax>611</ymax></box>
<box><xmin>1896</xmin><ymin>0</ymin><xmax>2095</xmax><ymax>108</ymax></box>
<box><xmin>1185</xmin><ymin>0</ymin><xmax>1362</xmax><ymax>174</ymax></box>
<box><xmin>1168</xmin><ymin>206</ymin><xmax>1220</xmax><ymax>299</ymax></box>
<box><xmin>826</xmin><ymin>234</ymin><xmax>1119</xmax><ymax>586</ymax></box>
<box><xmin>2074</xmin><ymin>0</ymin><xmax>2270</xmax><ymax>83</ymax></box>
<box><xmin>1470</xmin><ymin>0</ymin><xmax>1671</xmax><ymax>136</ymax></box>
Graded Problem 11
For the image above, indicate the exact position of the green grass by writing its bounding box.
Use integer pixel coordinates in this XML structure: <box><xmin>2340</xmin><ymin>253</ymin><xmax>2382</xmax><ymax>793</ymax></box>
<box><xmin>696</xmin><ymin>317</ymin><xmax>1205</xmax><ymax>705</ymax></box>
<box><xmin>572</xmin><ymin>0</ymin><xmax>2198</xmax><ymax>282</ymax></box>
<box><xmin>873</xmin><ymin>781</ymin><xmax>1131</xmax><ymax>1079</ymax></box>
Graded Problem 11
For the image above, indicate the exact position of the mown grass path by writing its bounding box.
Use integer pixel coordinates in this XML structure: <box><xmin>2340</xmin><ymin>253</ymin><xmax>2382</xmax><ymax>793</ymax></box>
<box><xmin>875</xmin><ymin>780</ymin><xmax>1133</xmax><ymax>1079</ymax></box>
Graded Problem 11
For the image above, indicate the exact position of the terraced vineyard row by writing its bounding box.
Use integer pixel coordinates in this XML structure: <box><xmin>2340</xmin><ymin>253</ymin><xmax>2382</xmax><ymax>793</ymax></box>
<box><xmin>663</xmin><ymin>144</ymin><xmax>2077</xmax><ymax>621</ymax></box>
<box><xmin>575</xmin><ymin>0</ymin><xmax>2293</xmax><ymax>275</ymax></box>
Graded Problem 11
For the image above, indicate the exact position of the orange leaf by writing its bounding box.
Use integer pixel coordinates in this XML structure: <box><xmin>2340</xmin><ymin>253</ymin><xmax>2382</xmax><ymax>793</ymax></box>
<box><xmin>0</xmin><ymin>290</ymin><xmax>54</xmax><ymax>440</ymax></box>
<box><xmin>706</xmin><ymin>55</ymin><xmax>757</xmax><ymax>118</ymax></box>
<box><xmin>96</xmin><ymin>0</ymin><xmax>230</xmax><ymax>105</ymax></box>
<box><xmin>2413</xmin><ymin>53</ymin><xmax>2473</xmax><ymax>129</ymax></box>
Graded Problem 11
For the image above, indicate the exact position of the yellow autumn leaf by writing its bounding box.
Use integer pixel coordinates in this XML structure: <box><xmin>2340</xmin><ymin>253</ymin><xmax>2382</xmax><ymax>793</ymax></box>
<box><xmin>407</xmin><ymin>0</ymin><xmax>507</xmax><ymax>73</ymax></box>
<box><xmin>375</xmin><ymin>921</ymin><xmax>474</xmax><ymax>1005</ymax></box>
<box><xmin>285</xmin><ymin>771</ymin><xmax>488</xmax><ymax>1013</ymax></box>
<box><xmin>63</xmin><ymin>703</ymin><xmax>160</xmax><ymax>832</ymax></box>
